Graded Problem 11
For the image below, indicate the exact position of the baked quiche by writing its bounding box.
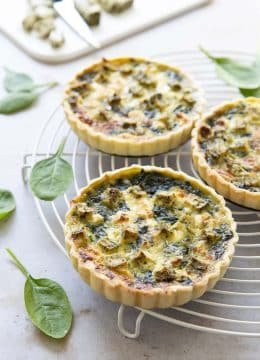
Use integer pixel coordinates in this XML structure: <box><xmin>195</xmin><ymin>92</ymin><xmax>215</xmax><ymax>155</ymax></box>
<box><xmin>65</xmin><ymin>166</ymin><xmax>237</xmax><ymax>309</ymax></box>
<box><xmin>63</xmin><ymin>57</ymin><xmax>204</xmax><ymax>156</ymax></box>
<box><xmin>192</xmin><ymin>97</ymin><xmax>260</xmax><ymax>210</ymax></box>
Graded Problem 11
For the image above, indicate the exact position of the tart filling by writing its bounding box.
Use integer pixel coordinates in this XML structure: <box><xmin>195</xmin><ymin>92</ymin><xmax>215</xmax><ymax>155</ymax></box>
<box><xmin>192</xmin><ymin>97</ymin><xmax>260</xmax><ymax>209</ymax></box>
<box><xmin>64</xmin><ymin>57</ymin><xmax>204</xmax><ymax>155</ymax></box>
<box><xmin>65</xmin><ymin>166</ymin><xmax>237</xmax><ymax>308</ymax></box>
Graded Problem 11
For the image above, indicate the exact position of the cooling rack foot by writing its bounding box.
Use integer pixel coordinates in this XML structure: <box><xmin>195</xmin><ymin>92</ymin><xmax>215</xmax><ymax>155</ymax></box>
<box><xmin>117</xmin><ymin>305</ymin><xmax>145</xmax><ymax>339</ymax></box>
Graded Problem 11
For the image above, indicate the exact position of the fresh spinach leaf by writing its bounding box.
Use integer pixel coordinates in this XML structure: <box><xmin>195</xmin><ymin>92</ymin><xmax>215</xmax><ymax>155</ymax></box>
<box><xmin>29</xmin><ymin>137</ymin><xmax>73</xmax><ymax>201</ymax></box>
<box><xmin>200</xmin><ymin>46</ymin><xmax>260</xmax><ymax>89</ymax></box>
<box><xmin>239</xmin><ymin>87</ymin><xmax>260</xmax><ymax>98</ymax></box>
<box><xmin>3</xmin><ymin>68</ymin><xmax>58</xmax><ymax>93</ymax></box>
<box><xmin>4</xmin><ymin>68</ymin><xmax>35</xmax><ymax>93</ymax></box>
<box><xmin>0</xmin><ymin>189</ymin><xmax>16</xmax><ymax>220</ymax></box>
<box><xmin>0</xmin><ymin>92</ymin><xmax>38</xmax><ymax>114</ymax></box>
<box><xmin>0</xmin><ymin>68</ymin><xmax>58</xmax><ymax>114</ymax></box>
<box><xmin>6</xmin><ymin>248</ymin><xmax>73</xmax><ymax>339</ymax></box>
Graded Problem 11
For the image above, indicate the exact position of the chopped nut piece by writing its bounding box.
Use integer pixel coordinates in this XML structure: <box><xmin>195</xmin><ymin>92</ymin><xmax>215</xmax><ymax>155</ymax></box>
<box><xmin>183</xmin><ymin>94</ymin><xmax>195</xmax><ymax>105</ymax></box>
<box><xmin>123</xmin><ymin>225</ymin><xmax>138</xmax><ymax>242</ymax></box>
<box><xmin>158</xmin><ymin>225</ymin><xmax>171</xmax><ymax>238</ymax></box>
<box><xmin>134</xmin><ymin>71</ymin><xmax>156</xmax><ymax>87</ymax></box>
<box><xmin>98</xmin><ymin>236</ymin><xmax>121</xmax><ymax>250</ymax></box>
<box><xmin>112</xmin><ymin>211</ymin><xmax>129</xmax><ymax>223</ymax></box>
<box><xmin>203</xmin><ymin>228</ymin><xmax>217</xmax><ymax>242</ymax></box>
<box><xmin>170</xmin><ymin>256</ymin><xmax>183</xmax><ymax>267</ymax></box>
<box><xmin>231</xmin><ymin>118</ymin><xmax>247</xmax><ymax>131</ymax></box>
<box><xmin>69</xmin><ymin>224</ymin><xmax>94</xmax><ymax>246</ymax></box>
<box><xmin>206</xmin><ymin>138</ymin><xmax>228</xmax><ymax>158</ymax></box>
<box><xmin>105</xmin><ymin>255</ymin><xmax>126</xmax><ymax>268</ymax></box>
<box><xmin>186</xmin><ymin>194</ymin><xmax>209</xmax><ymax>210</ymax></box>
<box><xmin>128</xmin><ymin>84</ymin><xmax>144</xmax><ymax>97</ymax></box>
<box><xmin>153</xmin><ymin>264</ymin><xmax>175</xmax><ymax>282</ymax></box>
<box><xmin>128</xmin><ymin>185</ymin><xmax>146</xmax><ymax>198</ymax></box>
<box><xmin>131</xmin><ymin>250</ymin><xmax>152</xmax><ymax>262</ymax></box>
<box><xmin>227</xmin><ymin>158</ymin><xmax>247</xmax><ymax>176</ymax></box>
<box><xmin>102</xmin><ymin>187</ymin><xmax>123</xmax><ymax>209</ymax></box>
<box><xmin>72</xmin><ymin>203</ymin><xmax>93</xmax><ymax>215</ymax></box>
<box><xmin>155</xmin><ymin>191</ymin><xmax>174</xmax><ymax>206</ymax></box>
<box><xmin>69</xmin><ymin>224</ymin><xmax>85</xmax><ymax>239</ymax></box>
<box><xmin>72</xmin><ymin>203</ymin><xmax>104</xmax><ymax>224</ymax></box>
<box><xmin>190</xmin><ymin>256</ymin><xmax>208</xmax><ymax>271</ymax></box>
<box><xmin>145</xmin><ymin>93</ymin><xmax>166</xmax><ymax>110</ymax></box>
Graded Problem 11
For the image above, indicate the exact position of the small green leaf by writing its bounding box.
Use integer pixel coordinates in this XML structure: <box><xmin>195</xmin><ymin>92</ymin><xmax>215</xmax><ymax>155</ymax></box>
<box><xmin>6</xmin><ymin>248</ymin><xmax>73</xmax><ymax>339</ymax></box>
<box><xmin>29</xmin><ymin>137</ymin><xmax>73</xmax><ymax>201</ymax></box>
<box><xmin>4</xmin><ymin>68</ymin><xmax>35</xmax><ymax>92</ymax></box>
<box><xmin>200</xmin><ymin>46</ymin><xmax>260</xmax><ymax>89</ymax></box>
<box><xmin>25</xmin><ymin>277</ymin><xmax>73</xmax><ymax>339</ymax></box>
<box><xmin>0</xmin><ymin>189</ymin><xmax>16</xmax><ymax>220</ymax></box>
<box><xmin>239</xmin><ymin>87</ymin><xmax>260</xmax><ymax>98</ymax></box>
<box><xmin>0</xmin><ymin>92</ymin><xmax>38</xmax><ymax>114</ymax></box>
<box><xmin>1</xmin><ymin>68</ymin><xmax>58</xmax><ymax>114</ymax></box>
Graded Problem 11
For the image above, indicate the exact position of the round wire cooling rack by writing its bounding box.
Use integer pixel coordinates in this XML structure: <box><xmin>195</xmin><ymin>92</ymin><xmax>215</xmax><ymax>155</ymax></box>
<box><xmin>22</xmin><ymin>50</ymin><xmax>260</xmax><ymax>338</ymax></box>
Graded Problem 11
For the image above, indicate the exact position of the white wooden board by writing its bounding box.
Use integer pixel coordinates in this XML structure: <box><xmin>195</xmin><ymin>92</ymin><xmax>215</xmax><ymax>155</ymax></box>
<box><xmin>0</xmin><ymin>0</ymin><xmax>212</xmax><ymax>63</ymax></box>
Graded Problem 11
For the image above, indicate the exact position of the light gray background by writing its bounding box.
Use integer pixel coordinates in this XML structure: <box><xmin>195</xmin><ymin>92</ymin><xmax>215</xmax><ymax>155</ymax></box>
<box><xmin>0</xmin><ymin>0</ymin><xmax>259</xmax><ymax>359</ymax></box>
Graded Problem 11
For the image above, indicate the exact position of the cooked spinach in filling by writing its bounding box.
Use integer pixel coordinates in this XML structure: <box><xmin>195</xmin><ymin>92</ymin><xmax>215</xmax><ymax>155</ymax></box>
<box><xmin>66</xmin><ymin>58</ymin><xmax>201</xmax><ymax>138</ymax></box>
<box><xmin>66</xmin><ymin>169</ymin><xmax>234</xmax><ymax>289</ymax></box>
<box><xmin>198</xmin><ymin>99</ymin><xmax>260</xmax><ymax>192</ymax></box>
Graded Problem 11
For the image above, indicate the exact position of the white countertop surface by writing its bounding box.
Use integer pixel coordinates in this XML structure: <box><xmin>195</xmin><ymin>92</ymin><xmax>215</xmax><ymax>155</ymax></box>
<box><xmin>0</xmin><ymin>0</ymin><xmax>259</xmax><ymax>359</ymax></box>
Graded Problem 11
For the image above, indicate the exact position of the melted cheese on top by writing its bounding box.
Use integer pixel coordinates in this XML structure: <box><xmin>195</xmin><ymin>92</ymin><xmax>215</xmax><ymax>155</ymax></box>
<box><xmin>66</xmin><ymin>58</ymin><xmax>201</xmax><ymax>139</ymax></box>
<box><xmin>66</xmin><ymin>169</ymin><xmax>234</xmax><ymax>289</ymax></box>
<box><xmin>198</xmin><ymin>99</ymin><xmax>260</xmax><ymax>192</ymax></box>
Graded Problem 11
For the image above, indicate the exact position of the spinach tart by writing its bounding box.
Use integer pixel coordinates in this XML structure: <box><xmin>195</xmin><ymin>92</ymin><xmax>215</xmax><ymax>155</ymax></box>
<box><xmin>63</xmin><ymin>57</ymin><xmax>204</xmax><ymax>156</ymax></box>
<box><xmin>192</xmin><ymin>97</ymin><xmax>260</xmax><ymax>210</ymax></box>
<box><xmin>65</xmin><ymin>166</ymin><xmax>237</xmax><ymax>309</ymax></box>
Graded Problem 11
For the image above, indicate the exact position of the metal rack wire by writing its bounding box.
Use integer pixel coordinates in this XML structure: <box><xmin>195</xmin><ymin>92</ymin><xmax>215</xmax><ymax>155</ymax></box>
<box><xmin>22</xmin><ymin>50</ymin><xmax>260</xmax><ymax>338</ymax></box>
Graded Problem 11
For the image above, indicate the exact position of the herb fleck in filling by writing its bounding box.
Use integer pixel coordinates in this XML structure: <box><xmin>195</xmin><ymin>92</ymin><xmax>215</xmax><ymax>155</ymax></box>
<box><xmin>66</xmin><ymin>169</ymin><xmax>234</xmax><ymax>289</ymax></box>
